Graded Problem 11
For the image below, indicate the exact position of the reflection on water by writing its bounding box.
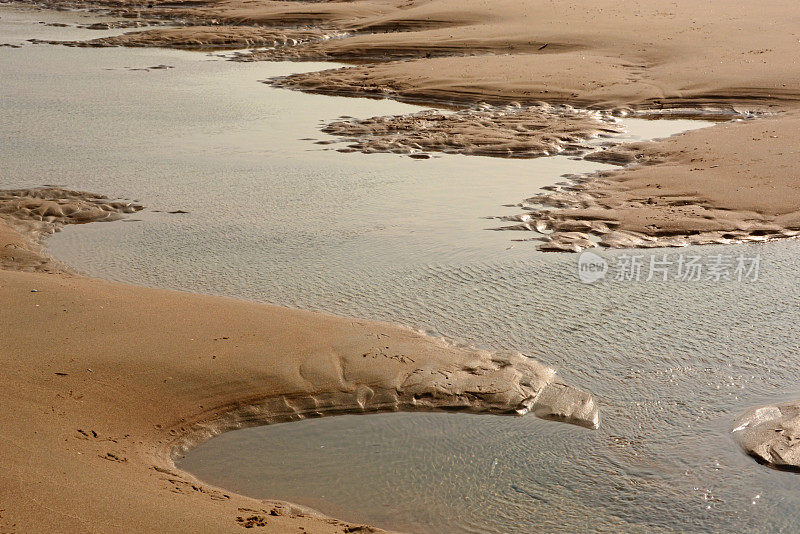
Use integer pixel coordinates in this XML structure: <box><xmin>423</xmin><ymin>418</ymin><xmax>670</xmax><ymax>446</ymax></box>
<box><xmin>4</xmin><ymin>5</ymin><xmax>799</xmax><ymax>533</ymax></box>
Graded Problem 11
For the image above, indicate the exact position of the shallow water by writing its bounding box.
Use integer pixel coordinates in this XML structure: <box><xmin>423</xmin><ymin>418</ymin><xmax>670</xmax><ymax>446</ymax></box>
<box><xmin>4</xmin><ymin>5</ymin><xmax>800</xmax><ymax>533</ymax></box>
<box><xmin>174</xmin><ymin>243</ymin><xmax>800</xmax><ymax>533</ymax></box>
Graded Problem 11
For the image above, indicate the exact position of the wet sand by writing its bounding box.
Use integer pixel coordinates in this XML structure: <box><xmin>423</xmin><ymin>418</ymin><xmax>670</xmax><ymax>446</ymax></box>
<box><xmin>319</xmin><ymin>103</ymin><xmax>623</xmax><ymax>158</ymax></box>
<box><xmin>0</xmin><ymin>187</ymin><xmax>142</xmax><ymax>272</ymax></box>
<box><xmin>512</xmin><ymin>113</ymin><xmax>800</xmax><ymax>250</ymax></box>
<box><xmin>35</xmin><ymin>25</ymin><xmax>347</xmax><ymax>50</ymax></box>
<box><xmin>0</xmin><ymin>189</ymin><xmax>596</xmax><ymax>533</ymax></box>
<box><xmin>733</xmin><ymin>401</ymin><xmax>800</xmax><ymax>473</ymax></box>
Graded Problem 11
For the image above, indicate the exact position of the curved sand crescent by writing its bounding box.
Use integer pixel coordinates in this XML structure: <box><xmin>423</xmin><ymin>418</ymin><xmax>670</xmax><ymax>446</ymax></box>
<box><xmin>0</xmin><ymin>189</ymin><xmax>597</xmax><ymax>533</ymax></box>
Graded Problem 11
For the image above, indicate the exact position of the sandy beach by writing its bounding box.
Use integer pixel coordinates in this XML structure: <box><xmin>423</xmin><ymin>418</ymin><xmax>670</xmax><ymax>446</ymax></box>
<box><xmin>3</xmin><ymin>0</ymin><xmax>800</xmax><ymax>531</ymax></box>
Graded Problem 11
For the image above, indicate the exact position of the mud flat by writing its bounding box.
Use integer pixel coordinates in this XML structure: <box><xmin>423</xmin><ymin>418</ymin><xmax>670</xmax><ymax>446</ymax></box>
<box><xmin>0</xmin><ymin>187</ymin><xmax>597</xmax><ymax>533</ymax></box>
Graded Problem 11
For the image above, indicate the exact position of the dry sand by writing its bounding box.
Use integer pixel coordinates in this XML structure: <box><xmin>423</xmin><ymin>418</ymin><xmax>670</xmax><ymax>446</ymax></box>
<box><xmin>0</xmin><ymin>189</ymin><xmax>598</xmax><ymax>533</ymax></box>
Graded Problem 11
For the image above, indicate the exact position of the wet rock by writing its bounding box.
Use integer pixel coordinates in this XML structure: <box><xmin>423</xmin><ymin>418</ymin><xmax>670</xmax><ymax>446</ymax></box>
<box><xmin>732</xmin><ymin>401</ymin><xmax>800</xmax><ymax>471</ymax></box>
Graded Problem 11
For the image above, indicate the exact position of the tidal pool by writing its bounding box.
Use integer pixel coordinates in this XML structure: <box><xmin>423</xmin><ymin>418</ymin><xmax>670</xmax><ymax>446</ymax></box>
<box><xmin>4</xmin><ymin>5</ymin><xmax>799</xmax><ymax>533</ymax></box>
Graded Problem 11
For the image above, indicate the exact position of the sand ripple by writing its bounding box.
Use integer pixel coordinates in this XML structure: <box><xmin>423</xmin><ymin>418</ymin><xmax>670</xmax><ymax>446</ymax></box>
<box><xmin>319</xmin><ymin>103</ymin><xmax>622</xmax><ymax>159</ymax></box>
<box><xmin>0</xmin><ymin>187</ymin><xmax>142</xmax><ymax>272</ymax></box>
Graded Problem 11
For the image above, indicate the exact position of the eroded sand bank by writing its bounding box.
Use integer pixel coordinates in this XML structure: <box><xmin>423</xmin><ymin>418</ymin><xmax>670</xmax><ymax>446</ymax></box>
<box><xmin>500</xmin><ymin>113</ymin><xmax>800</xmax><ymax>251</ymax></box>
<box><xmin>0</xmin><ymin>189</ymin><xmax>597</xmax><ymax>533</ymax></box>
<box><xmin>0</xmin><ymin>187</ymin><xmax>142</xmax><ymax>272</ymax></box>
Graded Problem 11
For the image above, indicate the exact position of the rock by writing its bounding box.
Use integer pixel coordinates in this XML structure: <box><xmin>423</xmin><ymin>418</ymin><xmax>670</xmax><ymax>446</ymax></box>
<box><xmin>732</xmin><ymin>401</ymin><xmax>800</xmax><ymax>471</ymax></box>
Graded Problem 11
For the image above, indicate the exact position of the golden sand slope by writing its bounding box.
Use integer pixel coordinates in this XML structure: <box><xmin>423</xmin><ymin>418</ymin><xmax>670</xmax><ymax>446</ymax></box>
<box><xmin>237</xmin><ymin>0</ymin><xmax>800</xmax><ymax>109</ymax></box>
<box><xmin>0</xmin><ymin>190</ymin><xmax>597</xmax><ymax>533</ymax></box>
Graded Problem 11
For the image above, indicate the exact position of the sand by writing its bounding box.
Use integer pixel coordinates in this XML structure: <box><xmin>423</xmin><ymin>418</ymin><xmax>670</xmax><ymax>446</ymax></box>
<box><xmin>0</xmin><ymin>187</ymin><xmax>143</xmax><ymax>272</ymax></box>
<box><xmin>319</xmin><ymin>103</ymin><xmax>623</xmax><ymax>158</ymax></box>
<box><xmin>231</xmin><ymin>0</ymin><xmax>800</xmax><ymax>110</ymax></box>
<box><xmin>0</xmin><ymin>189</ymin><xmax>598</xmax><ymax>533</ymax></box>
<box><xmin>500</xmin><ymin>112</ymin><xmax>800</xmax><ymax>250</ymax></box>
<box><xmin>40</xmin><ymin>26</ymin><xmax>347</xmax><ymax>50</ymax></box>
<box><xmin>34</xmin><ymin>0</ymin><xmax>800</xmax><ymax>110</ymax></box>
